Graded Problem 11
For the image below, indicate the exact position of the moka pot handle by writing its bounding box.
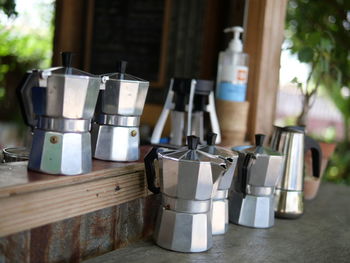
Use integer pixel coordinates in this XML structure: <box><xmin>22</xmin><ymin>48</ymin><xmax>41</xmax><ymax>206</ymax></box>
<box><xmin>17</xmin><ymin>70</ymin><xmax>40</xmax><ymax>128</ymax></box>
<box><xmin>304</xmin><ymin>136</ymin><xmax>322</xmax><ymax>178</ymax></box>
<box><xmin>240</xmin><ymin>153</ymin><xmax>255</xmax><ymax>196</ymax></box>
<box><xmin>144</xmin><ymin>147</ymin><xmax>161</xmax><ymax>194</ymax></box>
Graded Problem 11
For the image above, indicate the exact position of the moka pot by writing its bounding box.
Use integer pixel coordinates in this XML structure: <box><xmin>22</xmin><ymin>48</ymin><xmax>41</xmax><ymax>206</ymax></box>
<box><xmin>18</xmin><ymin>52</ymin><xmax>100</xmax><ymax>175</ymax></box>
<box><xmin>199</xmin><ymin>132</ymin><xmax>238</xmax><ymax>235</ymax></box>
<box><xmin>91</xmin><ymin>61</ymin><xmax>149</xmax><ymax>161</ymax></box>
<box><xmin>144</xmin><ymin>136</ymin><xmax>226</xmax><ymax>253</ymax></box>
<box><xmin>229</xmin><ymin>134</ymin><xmax>283</xmax><ymax>228</ymax></box>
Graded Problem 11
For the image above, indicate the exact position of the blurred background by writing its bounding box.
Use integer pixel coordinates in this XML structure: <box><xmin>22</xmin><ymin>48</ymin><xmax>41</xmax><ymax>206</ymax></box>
<box><xmin>0</xmin><ymin>0</ymin><xmax>349</xmax><ymax>184</ymax></box>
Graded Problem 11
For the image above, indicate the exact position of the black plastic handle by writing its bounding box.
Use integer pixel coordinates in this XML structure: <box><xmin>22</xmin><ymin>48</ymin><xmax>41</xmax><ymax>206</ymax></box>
<box><xmin>61</xmin><ymin>51</ymin><xmax>73</xmax><ymax>74</ymax></box>
<box><xmin>255</xmin><ymin>134</ymin><xmax>266</xmax><ymax>147</ymax></box>
<box><xmin>144</xmin><ymin>148</ymin><xmax>160</xmax><ymax>194</ymax></box>
<box><xmin>305</xmin><ymin>136</ymin><xmax>322</xmax><ymax>178</ymax></box>
<box><xmin>116</xmin><ymin>61</ymin><xmax>127</xmax><ymax>74</ymax></box>
<box><xmin>240</xmin><ymin>154</ymin><xmax>252</xmax><ymax>196</ymax></box>
<box><xmin>16</xmin><ymin>70</ymin><xmax>40</xmax><ymax>128</ymax></box>
<box><xmin>187</xmin><ymin>135</ymin><xmax>199</xmax><ymax>150</ymax></box>
<box><xmin>206</xmin><ymin>132</ymin><xmax>217</xmax><ymax>146</ymax></box>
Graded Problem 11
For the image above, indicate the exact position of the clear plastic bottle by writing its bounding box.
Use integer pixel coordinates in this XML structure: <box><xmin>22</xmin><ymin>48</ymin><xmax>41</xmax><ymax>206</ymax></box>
<box><xmin>216</xmin><ymin>27</ymin><xmax>249</xmax><ymax>102</ymax></box>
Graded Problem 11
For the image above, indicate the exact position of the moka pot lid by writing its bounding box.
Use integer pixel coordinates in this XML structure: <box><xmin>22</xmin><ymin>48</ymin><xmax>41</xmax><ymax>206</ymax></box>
<box><xmin>159</xmin><ymin>136</ymin><xmax>226</xmax><ymax>167</ymax></box>
<box><xmin>234</xmin><ymin>134</ymin><xmax>282</xmax><ymax>157</ymax></box>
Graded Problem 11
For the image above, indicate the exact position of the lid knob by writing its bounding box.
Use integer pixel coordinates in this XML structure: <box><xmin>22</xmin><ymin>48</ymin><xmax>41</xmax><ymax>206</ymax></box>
<box><xmin>117</xmin><ymin>60</ymin><xmax>128</xmax><ymax>74</ymax></box>
<box><xmin>61</xmin><ymin>52</ymin><xmax>73</xmax><ymax>68</ymax></box>
<box><xmin>206</xmin><ymin>132</ymin><xmax>217</xmax><ymax>146</ymax></box>
<box><xmin>255</xmin><ymin>134</ymin><xmax>266</xmax><ymax>147</ymax></box>
<box><xmin>187</xmin><ymin>135</ymin><xmax>199</xmax><ymax>150</ymax></box>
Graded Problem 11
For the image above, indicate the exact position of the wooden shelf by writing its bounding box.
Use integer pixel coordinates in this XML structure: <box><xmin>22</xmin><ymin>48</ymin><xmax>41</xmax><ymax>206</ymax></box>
<box><xmin>0</xmin><ymin>156</ymin><xmax>150</xmax><ymax>237</ymax></box>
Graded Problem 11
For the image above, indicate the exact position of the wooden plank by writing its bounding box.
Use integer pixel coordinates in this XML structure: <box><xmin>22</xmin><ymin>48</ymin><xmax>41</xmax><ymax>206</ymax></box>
<box><xmin>0</xmin><ymin>170</ymin><xmax>150</xmax><ymax>237</ymax></box>
<box><xmin>0</xmin><ymin>160</ymin><xmax>144</xmax><ymax>198</ymax></box>
<box><xmin>244</xmin><ymin>0</ymin><xmax>288</xmax><ymax>140</ymax></box>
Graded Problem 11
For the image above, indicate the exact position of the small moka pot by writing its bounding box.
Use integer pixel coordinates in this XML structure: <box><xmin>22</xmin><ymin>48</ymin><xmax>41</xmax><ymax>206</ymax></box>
<box><xmin>229</xmin><ymin>134</ymin><xmax>283</xmax><ymax>228</ymax></box>
<box><xmin>199</xmin><ymin>132</ymin><xmax>238</xmax><ymax>235</ymax></box>
<box><xmin>144</xmin><ymin>136</ymin><xmax>227</xmax><ymax>252</ymax></box>
<box><xmin>91</xmin><ymin>61</ymin><xmax>149</xmax><ymax>161</ymax></box>
<box><xmin>18</xmin><ymin>52</ymin><xmax>100</xmax><ymax>175</ymax></box>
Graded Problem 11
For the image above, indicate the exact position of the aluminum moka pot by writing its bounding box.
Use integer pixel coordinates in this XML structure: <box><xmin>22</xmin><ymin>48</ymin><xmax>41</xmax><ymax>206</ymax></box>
<box><xmin>271</xmin><ymin>126</ymin><xmax>322</xmax><ymax>218</ymax></box>
<box><xmin>144</xmin><ymin>136</ymin><xmax>227</xmax><ymax>253</ymax></box>
<box><xmin>18</xmin><ymin>52</ymin><xmax>100</xmax><ymax>175</ymax></box>
<box><xmin>91</xmin><ymin>61</ymin><xmax>149</xmax><ymax>161</ymax></box>
<box><xmin>199</xmin><ymin>132</ymin><xmax>238</xmax><ymax>235</ymax></box>
<box><xmin>229</xmin><ymin>134</ymin><xmax>283</xmax><ymax>228</ymax></box>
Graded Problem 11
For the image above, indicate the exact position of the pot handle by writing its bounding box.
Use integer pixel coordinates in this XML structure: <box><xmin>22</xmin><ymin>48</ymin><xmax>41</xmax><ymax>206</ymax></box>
<box><xmin>144</xmin><ymin>147</ymin><xmax>160</xmax><ymax>194</ymax></box>
<box><xmin>17</xmin><ymin>70</ymin><xmax>40</xmax><ymax>128</ymax></box>
<box><xmin>240</xmin><ymin>153</ymin><xmax>255</xmax><ymax>196</ymax></box>
<box><xmin>305</xmin><ymin>136</ymin><xmax>322</xmax><ymax>178</ymax></box>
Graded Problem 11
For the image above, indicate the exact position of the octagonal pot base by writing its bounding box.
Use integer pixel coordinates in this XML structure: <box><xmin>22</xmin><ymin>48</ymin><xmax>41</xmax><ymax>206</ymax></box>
<box><xmin>154</xmin><ymin>206</ymin><xmax>213</xmax><ymax>253</ymax></box>
<box><xmin>229</xmin><ymin>190</ymin><xmax>275</xmax><ymax>228</ymax></box>
<box><xmin>28</xmin><ymin>129</ymin><xmax>92</xmax><ymax>175</ymax></box>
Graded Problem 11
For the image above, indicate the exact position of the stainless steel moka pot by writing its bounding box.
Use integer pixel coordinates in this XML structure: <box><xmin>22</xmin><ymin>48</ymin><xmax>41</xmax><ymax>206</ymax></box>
<box><xmin>91</xmin><ymin>61</ymin><xmax>149</xmax><ymax>161</ymax></box>
<box><xmin>229</xmin><ymin>134</ymin><xmax>283</xmax><ymax>228</ymax></box>
<box><xmin>144</xmin><ymin>136</ymin><xmax>226</xmax><ymax>253</ymax></box>
<box><xmin>199</xmin><ymin>132</ymin><xmax>238</xmax><ymax>235</ymax></box>
<box><xmin>271</xmin><ymin>126</ymin><xmax>322</xmax><ymax>218</ymax></box>
<box><xmin>18</xmin><ymin>52</ymin><xmax>100</xmax><ymax>175</ymax></box>
<box><xmin>151</xmin><ymin>78</ymin><xmax>221</xmax><ymax>146</ymax></box>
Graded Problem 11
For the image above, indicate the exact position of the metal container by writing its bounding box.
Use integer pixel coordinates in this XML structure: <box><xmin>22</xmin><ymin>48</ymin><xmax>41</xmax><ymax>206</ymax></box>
<box><xmin>271</xmin><ymin>126</ymin><xmax>322</xmax><ymax>218</ymax></box>
<box><xmin>92</xmin><ymin>61</ymin><xmax>149</xmax><ymax>161</ymax></box>
<box><xmin>2</xmin><ymin>147</ymin><xmax>29</xmax><ymax>163</ymax></box>
<box><xmin>229</xmin><ymin>134</ymin><xmax>283</xmax><ymax>228</ymax></box>
<box><xmin>18</xmin><ymin>52</ymin><xmax>100</xmax><ymax>175</ymax></box>
<box><xmin>144</xmin><ymin>136</ymin><xmax>226</xmax><ymax>252</ymax></box>
<box><xmin>199</xmin><ymin>132</ymin><xmax>238</xmax><ymax>235</ymax></box>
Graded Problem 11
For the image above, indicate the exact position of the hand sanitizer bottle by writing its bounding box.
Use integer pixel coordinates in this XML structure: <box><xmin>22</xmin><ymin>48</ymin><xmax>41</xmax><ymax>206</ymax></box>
<box><xmin>216</xmin><ymin>27</ymin><xmax>249</xmax><ymax>102</ymax></box>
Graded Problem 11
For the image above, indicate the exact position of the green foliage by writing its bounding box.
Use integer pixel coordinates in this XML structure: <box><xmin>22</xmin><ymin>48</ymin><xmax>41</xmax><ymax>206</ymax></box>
<box><xmin>0</xmin><ymin>24</ymin><xmax>53</xmax><ymax>70</ymax></box>
<box><xmin>0</xmin><ymin>1</ymin><xmax>54</xmax><ymax>122</ymax></box>
<box><xmin>286</xmin><ymin>0</ymin><xmax>350</xmax><ymax>184</ymax></box>
<box><xmin>325</xmin><ymin>141</ymin><xmax>350</xmax><ymax>185</ymax></box>
<box><xmin>287</xmin><ymin>0</ymin><xmax>350</xmax><ymax>122</ymax></box>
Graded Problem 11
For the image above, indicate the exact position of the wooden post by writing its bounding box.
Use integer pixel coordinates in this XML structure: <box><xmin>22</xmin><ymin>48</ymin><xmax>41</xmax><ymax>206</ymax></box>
<box><xmin>52</xmin><ymin>0</ymin><xmax>88</xmax><ymax>68</ymax></box>
<box><xmin>244</xmin><ymin>0</ymin><xmax>288</xmax><ymax>141</ymax></box>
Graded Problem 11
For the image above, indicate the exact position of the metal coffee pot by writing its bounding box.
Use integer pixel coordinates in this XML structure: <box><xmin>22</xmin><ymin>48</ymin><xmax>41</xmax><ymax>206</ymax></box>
<box><xmin>199</xmin><ymin>132</ymin><xmax>238</xmax><ymax>235</ymax></box>
<box><xmin>144</xmin><ymin>136</ymin><xmax>227</xmax><ymax>253</ymax></box>
<box><xmin>271</xmin><ymin>126</ymin><xmax>322</xmax><ymax>218</ymax></box>
<box><xmin>18</xmin><ymin>52</ymin><xmax>100</xmax><ymax>175</ymax></box>
<box><xmin>91</xmin><ymin>61</ymin><xmax>149</xmax><ymax>161</ymax></box>
<box><xmin>229</xmin><ymin>134</ymin><xmax>283</xmax><ymax>228</ymax></box>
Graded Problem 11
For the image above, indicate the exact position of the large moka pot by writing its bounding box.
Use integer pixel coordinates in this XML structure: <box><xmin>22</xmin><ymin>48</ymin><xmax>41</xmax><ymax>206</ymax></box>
<box><xmin>199</xmin><ymin>132</ymin><xmax>238</xmax><ymax>235</ymax></box>
<box><xmin>17</xmin><ymin>52</ymin><xmax>100</xmax><ymax>175</ymax></box>
<box><xmin>229</xmin><ymin>134</ymin><xmax>283</xmax><ymax>228</ymax></box>
<box><xmin>144</xmin><ymin>136</ymin><xmax>227</xmax><ymax>253</ymax></box>
<box><xmin>271</xmin><ymin>126</ymin><xmax>322</xmax><ymax>218</ymax></box>
<box><xmin>92</xmin><ymin>61</ymin><xmax>149</xmax><ymax>161</ymax></box>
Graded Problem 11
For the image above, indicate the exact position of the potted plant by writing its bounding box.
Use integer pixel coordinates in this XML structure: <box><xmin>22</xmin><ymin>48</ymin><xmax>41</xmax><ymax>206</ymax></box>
<box><xmin>288</xmin><ymin>31</ymin><xmax>338</xmax><ymax>199</ymax></box>
<box><xmin>285</xmin><ymin>0</ymin><xmax>350</xmax><ymax>191</ymax></box>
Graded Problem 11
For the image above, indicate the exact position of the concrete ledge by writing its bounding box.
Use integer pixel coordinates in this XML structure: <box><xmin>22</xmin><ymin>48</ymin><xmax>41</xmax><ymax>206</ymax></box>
<box><xmin>84</xmin><ymin>182</ymin><xmax>350</xmax><ymax>263</ymax></box>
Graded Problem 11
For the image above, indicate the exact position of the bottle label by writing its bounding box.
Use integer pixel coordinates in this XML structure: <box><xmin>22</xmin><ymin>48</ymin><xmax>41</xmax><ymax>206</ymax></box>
<box><xmin>217</xmin><ymin>82</ymin><xmax>247</xmax><ymax>102</ymax></box>
<box><xmin>222</xmin><ymin>65</ymin><xmax>249</xmax><ymax>84</ymax></box>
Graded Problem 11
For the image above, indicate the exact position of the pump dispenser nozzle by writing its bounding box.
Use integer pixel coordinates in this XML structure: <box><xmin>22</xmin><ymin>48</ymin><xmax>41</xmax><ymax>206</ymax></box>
<box><xmin>224</xmin><ymin>26</ymin><xmax>244</xmax><ymax>52</ymax></box>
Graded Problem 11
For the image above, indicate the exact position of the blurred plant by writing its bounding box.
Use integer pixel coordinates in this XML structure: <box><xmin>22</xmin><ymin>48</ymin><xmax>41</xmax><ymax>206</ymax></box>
<box><xmin>286</xmin><ymin>0</ymin><xmax>350</xmax><ymax>184</ymax></box>
<box><xmin>0</xmin><ymin>0</ymin><xmax>54</xmax><ymax>122</ymax></box>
